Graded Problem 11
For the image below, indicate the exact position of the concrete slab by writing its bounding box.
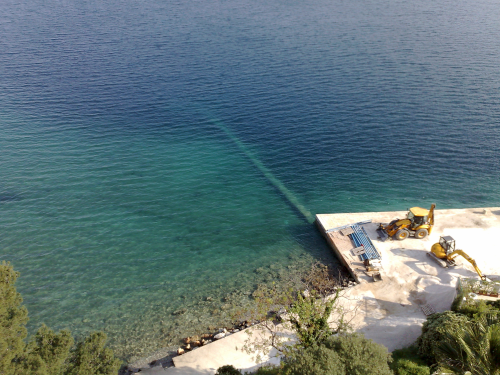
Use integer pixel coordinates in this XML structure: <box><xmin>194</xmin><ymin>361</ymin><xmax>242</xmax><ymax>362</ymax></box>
<box><xmin>171</xmin><ymin>325</ymin><xmax>281</xmax><ymax>374</ymax></box>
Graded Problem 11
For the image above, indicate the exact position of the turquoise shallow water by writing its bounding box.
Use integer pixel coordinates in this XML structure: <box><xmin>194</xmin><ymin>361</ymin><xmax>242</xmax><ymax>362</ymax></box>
<box><xmin>1</xmin><ymin>0</ymin><xmax>500</xmax><ymax>361</ymax></box>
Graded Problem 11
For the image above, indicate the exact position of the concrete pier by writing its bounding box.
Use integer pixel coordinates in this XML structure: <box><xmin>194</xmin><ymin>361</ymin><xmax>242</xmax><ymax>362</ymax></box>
<box><xmin>316</xmin><ymin>207</ymin><xmax>500</xmax><ymax>284</ymax></box>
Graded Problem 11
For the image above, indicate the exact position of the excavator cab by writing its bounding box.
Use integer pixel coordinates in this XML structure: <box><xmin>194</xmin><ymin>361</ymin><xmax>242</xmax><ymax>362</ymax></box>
<box><xmin>407</xmin><ymin>207</ymin><xmax>430</xmax><ymax>230</ymax></box>
<box><xmin>439</xmin><ymin>236</ymin><xmax>455</xmax><ymax>253</ymax></box>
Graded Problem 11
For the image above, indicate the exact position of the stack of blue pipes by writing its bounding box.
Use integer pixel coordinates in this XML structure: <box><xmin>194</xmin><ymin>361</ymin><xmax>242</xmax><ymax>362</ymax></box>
<box><xmin>349</xmin><ymin>224</ymin><xmax>381</xmax><ymax>261</ymax></box>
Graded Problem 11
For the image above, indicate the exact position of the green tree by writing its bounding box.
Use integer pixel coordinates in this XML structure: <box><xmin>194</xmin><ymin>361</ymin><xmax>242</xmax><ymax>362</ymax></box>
<box><xmin>286</xmin><ymin>290</ymin><xmax>342</xmax><ymax>348</ymax></box>
<box><xmin>281</xmin><ymin>333</ymin><xmax>392</xmax><ymax>375</ymax></box>
<box><xmin>241</xmin><ymin>262</ymin><xmax>351</xmax><ymax>361</ymax></box>
<box><xmin>417</xmin><ymin>311</ymin><xmax>469</xmax><ymax>363</ymax></box>
<box><xmin>65</xmin><ymin>332</ymin><xmax>121</xmax><ymax>375</ymax></box>
<box><xmin>0</xmin><ymin>261</ymin><xmax>28</xmax><ymax>374</ymax></box>
<box><xmin>437</xmin><ymin>314</ymin><xmax>500</xmax><ymax>375</ymax></box>
<box><xmin>16</xmin><ymin>324</ymin><xmax>74</xmax><ymax>375</ymax></box>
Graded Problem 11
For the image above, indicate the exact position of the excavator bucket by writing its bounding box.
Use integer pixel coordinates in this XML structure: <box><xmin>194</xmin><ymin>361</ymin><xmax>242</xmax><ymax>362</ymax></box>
<box><xmin>377</xmin><ymin>226</ymin><xmax>390</xmax><ymax>241</ymax></box>
<box><xmin>372</xmin><ymin>272</ymin><xmax>382</xmax><ymax>282</ymax></box>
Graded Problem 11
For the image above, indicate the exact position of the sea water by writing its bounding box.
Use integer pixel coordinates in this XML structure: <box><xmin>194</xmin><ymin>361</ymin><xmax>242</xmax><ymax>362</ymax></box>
<box><xmin>1</xmin><ymin>0</ymin><xmax>499</xmax><ymax>361</ymax></box>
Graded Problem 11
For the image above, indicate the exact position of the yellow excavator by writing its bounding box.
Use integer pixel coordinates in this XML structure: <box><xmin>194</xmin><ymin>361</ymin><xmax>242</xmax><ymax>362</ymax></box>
<box><xmin>428</xmin><ymin>235</ymin><xmax>486</xmax><ymax>281</ymax></box>
<box><xmin>378</xmin><ymin>204</ymin><xmax>435</xmax><ymax>241</ymax></box>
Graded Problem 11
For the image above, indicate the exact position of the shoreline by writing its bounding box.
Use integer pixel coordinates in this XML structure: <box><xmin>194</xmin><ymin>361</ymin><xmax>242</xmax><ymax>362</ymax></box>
<box><xmin>129</xmin><ymin>207</ymin><xmax>500</xmax><ymax>374</ymax></box>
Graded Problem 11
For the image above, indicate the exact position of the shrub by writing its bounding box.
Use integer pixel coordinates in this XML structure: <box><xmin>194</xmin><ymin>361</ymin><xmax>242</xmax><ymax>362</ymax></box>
<box><xmin>65</xmin><ymin>332</ymin><xmax>121</xmax><ymax>375</ymax></box>
<box><xmin>242</xmin><ymin>273</ymin><xmax>349</xmax><ymax>361</ymax></box>
<box><xmin>455</xmin><ymin>299</ymin><xmax>491</xmax><ymax>319</ymax></box>
<box><xmin>253</xmin><ymin>365</ymin><xmax>280</xmax><ymax>375</ymax></box>
<box><xmin>417</xmin><ymin>311</ymin><xmax>469</xmax><ymax>363</ymax></box>
<box><xmin>282</xmin><ymin>333</ymin><xmax>392</xmax><ymax>375</ymax></box>
<box><xmin>436</xmin><ymin>314</ymin><xmax>500</xmax><ymax>375</ymax></box>
<box><xmin>215</xmin><ymin>365</ymin><xmax>242</xmax><ymax>375</ymax></box>
<box><xmin>18</xmin><ymin>324</ymin><xmax>74</xmax><ymax>375</ymax></box>
<box><xmin>391</xmin><ymin>345</ymin><xmax>430</xmax><ymax>375</ymax></box>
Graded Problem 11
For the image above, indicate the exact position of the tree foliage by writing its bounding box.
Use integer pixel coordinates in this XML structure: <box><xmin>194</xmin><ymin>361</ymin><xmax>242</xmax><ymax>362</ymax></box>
<box><xmin>417</xmin><ymin>311</ymin><xmax>469</xmax><ymax>363</ymax></box>
<box><xmin>281</xmin><ymin>333</ymin><xmax>392</xmax><ymax>375</ymax></box>
<box><xmin>391</xmin><ymin>345</ymin><xmax>430</xmax><ymax>375</ymax></box>
<box><xmin>0</xmin><ymin>262</ymin><xmax>121</xmax><ymax>375</ymax></box>
<box><xmin>0</xmin><ymin>261</ymin><xmax>28</xmax><ymax>374</ymax></box>
<box><xmin>287</xmin><ymin>289</ymin><xmax>343</xmax><ymax>348</ymax></box>
<box><xmin>241</xmin><ymin>262</ymin><xmax>352</xmax><ymax>361</ymax></box>
<box><xmin>66</xmin><ymin>332</ymin><xmax>121</xmax><ymax>375</ymax></box>
<box><xmin>17</xmin><ymin>324</ymin><xmax>74</xmax><ymax>375</ymax></box>
<box><xmin>436</xmin><ymin>314</ymin><xmax>500</xmax><ymax>375</ymax></box>
<box><xmin>215</xmin><ymin>365</ymin><xmax>242</xmax><ymax>375</ymax></box>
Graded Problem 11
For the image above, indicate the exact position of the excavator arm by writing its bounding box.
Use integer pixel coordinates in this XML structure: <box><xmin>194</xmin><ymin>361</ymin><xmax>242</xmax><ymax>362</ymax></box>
<box><xmin>448</xmin><ymin>250</ymin><xmax>486</xmax><ymax>280</ymax></box>
<box><xmin>427</xmin><ymin>203</ymin><xmax>436</xmax><ymax>234</ymax></box>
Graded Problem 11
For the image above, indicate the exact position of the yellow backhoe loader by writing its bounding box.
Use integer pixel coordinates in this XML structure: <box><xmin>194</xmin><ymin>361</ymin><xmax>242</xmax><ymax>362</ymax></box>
<box><xmin>378</xmin><ymin>204</ymin><xmax>435</xmax><ymax>241</ymax></box>
<box><xmin>427</xmin><ymin>235</ymin><xmax>486</xmax><ymax>281</ymax></box>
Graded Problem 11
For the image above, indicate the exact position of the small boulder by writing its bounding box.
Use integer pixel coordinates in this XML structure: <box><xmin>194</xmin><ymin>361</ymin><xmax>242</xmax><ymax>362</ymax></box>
<box><xmin>213</xmin><ymin>332</ymin><xmax>226</xmax><ymax>340</ymax></box>
<box><xmin>177</xmin><ymin>348</ymin><xmax>185</xmax><ymax>355</ymax></box>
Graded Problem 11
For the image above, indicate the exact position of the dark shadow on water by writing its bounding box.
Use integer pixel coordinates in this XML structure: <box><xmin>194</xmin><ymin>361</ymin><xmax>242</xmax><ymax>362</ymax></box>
<box><xmin>286</xmin><ymin>222</ymin><xmax>342</xmax><ymax>268</ymax></box>
<box><xmin>0</xmin><ymin>193</ymin><xmax>22</xmax><ymax>202</ymax></box>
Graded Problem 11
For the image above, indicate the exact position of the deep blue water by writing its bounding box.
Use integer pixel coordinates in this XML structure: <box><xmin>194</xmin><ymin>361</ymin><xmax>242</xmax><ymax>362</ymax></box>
<box><xmin>1</xmin><ymin>0</ymin><xmax>499</xmax><ymax>361</ymax></box>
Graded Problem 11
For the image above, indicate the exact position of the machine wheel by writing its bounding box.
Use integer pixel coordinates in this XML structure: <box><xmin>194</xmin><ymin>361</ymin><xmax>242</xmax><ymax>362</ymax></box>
<box><xmin>395</xmin><ymin>229</ymin><xmax>410</xmax><ymax>241</ymax></box>
<box><xmin>415</xmin><ymin>228</ymin><xmax>429</xmax><ymax>239</ymax></box>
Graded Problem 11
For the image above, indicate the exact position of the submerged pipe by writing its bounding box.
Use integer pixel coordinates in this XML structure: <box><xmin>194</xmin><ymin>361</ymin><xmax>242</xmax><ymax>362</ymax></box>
<box><xmin>209</xmin><ymin>119</ymin><xmax>315</xmax><ymax>224</ymax></box>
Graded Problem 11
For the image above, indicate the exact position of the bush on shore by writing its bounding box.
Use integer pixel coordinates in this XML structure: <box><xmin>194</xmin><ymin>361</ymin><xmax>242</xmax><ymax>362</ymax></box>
<box><xmin>390</xmin><ymin>345</ymin><xmax>430</xmax><ymax>375</ymax></box>
<box><xmin>416</xmin><ymin>311</ymin><xmax>469</xmax><ymax>363</ymax></box>
<box><xmin>217</xmin><ymin>333</ymin><xmax>392</xmax><ymax>375</ymax></box>
<box><xmin>280</xmin><ymin>333</ymin><xmax>392</xmax><ymax>375</ymax></box>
